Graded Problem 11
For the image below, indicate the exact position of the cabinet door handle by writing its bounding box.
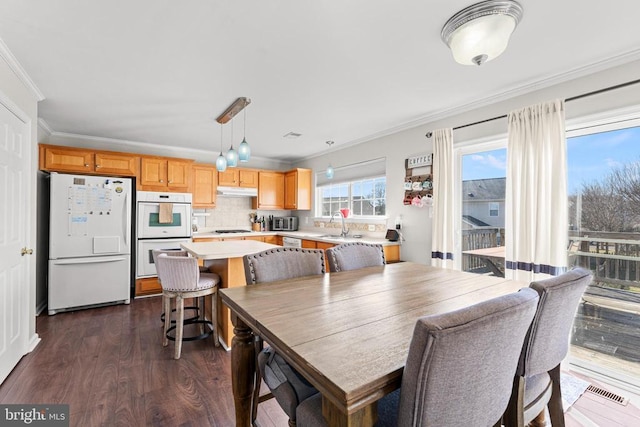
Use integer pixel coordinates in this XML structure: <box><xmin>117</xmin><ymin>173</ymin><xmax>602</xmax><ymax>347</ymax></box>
<box><xmin>84</xmin><ymin>164</ymin><xmax>89</xmax><ymax>167</ymax></box>
<box><xmin>168</xmin><ymin>180</ymin><xmax>173</xmax><ymax>184</ymax></box>
<box><xmin>96</xmin><ymin>164</ymin><xmax>101</xmax><ymax>168</ymax></box>
<box><xmin>159</xmin><ymin>179</ymin><xmax>164</xmax><ymax>183</ymax></box>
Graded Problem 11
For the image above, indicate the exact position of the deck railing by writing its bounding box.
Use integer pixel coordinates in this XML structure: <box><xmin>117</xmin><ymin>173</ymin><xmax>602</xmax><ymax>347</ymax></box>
<box><xmin>461</xmin><ymin>228</ymin><xmax>504</xmax><ymax>272</ymax></box>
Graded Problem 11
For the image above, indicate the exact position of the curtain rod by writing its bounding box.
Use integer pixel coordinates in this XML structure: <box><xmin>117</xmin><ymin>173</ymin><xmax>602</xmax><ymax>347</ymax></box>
<box><xmin>425</xmin><ymin>78</ymin><xmax>640</xmax><ymax>138</ymax></box>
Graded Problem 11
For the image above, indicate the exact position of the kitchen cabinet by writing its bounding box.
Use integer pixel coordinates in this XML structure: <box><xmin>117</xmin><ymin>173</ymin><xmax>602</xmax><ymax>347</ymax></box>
<box><xmin>264</xmin><ymin>235</ymin><xmax>281</xmax><ymax>245</ymax></box>
<box><xmin>284</xmin><ymin>168</ymin><xmax>312</xmax><ymax>210</ymax></box>
<box><xmin>139</xmin><ymin>156</ymin><xmax>192</xmax><ymax>191</ymax></box>
<box><xmin>218</xmin><ymin>168</ymin><xmax>259</xmax><ymax>188</ymax></box>
<box><xmin>192</xmin><ymin>164</ymin><xmax>218</xmax><ymax>208</ymax></box>
<box><xmin>301</xmin><ymin>239</ymin><xmax>318</xmax><ymax>249</ymax></box>
<box><xmin>253</xmin><ymin>171</ymin><xmax>284</xmax><ymax>210</ymax></box>
<box><xmin>39</xmin><ymin>144</ymin><xmax>139</xmax><ymax>176</ymax></box>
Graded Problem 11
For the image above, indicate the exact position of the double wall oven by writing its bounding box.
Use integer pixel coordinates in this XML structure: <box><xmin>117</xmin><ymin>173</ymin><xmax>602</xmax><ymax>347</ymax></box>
<box><xmin>136</xmin><ymin>191</ymin><xmax>192</xmax><ymax>279</ymax></box>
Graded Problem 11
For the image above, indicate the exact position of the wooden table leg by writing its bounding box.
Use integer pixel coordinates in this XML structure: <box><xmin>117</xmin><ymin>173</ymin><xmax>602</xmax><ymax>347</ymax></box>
<box><xmin>231</xmin><ymin>313</ymin><xmax>256</xmax><ymax>427</ymax></box>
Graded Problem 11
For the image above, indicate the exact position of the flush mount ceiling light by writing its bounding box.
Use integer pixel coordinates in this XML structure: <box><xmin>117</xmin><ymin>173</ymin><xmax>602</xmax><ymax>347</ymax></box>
<box><xmin>441</xmin><ymin>0</ymin><xmax>523</xmax><ymax>66</ymax></box>
<box><xmin>216</xmin><ymin>97</ymin><xmax>251</xmax><ymax>165</ymax></box>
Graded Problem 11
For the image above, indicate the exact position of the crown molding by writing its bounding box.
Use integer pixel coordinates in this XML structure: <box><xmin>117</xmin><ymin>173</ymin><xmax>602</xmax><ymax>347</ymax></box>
<box><xmin>338</xmin><ymin>48</ymin><xmax>640</xmax><ymax>151</ymax></box>
<box><xmin>38</xmin><ymin>118</ymin><xmax>53</xmax><ymax>135</ymax></box>
<box><xmin>0</xmin><ymin>38</ymin><xmax>45</xmax><ymax>101</ymax></box>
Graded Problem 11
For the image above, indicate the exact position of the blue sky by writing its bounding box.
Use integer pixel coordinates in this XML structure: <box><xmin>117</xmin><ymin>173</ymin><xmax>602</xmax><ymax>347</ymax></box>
<box><xmin>462</xmin><ymin>125</ymin><xmax>640</xmax><ymax>195</ymax></box>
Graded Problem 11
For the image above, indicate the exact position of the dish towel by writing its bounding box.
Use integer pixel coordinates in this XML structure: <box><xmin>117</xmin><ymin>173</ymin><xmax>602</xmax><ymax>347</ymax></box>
<box><xmin>158</xmin><ymin>202</ymin><xmax>174</xmax><ymax>224</ymax></box>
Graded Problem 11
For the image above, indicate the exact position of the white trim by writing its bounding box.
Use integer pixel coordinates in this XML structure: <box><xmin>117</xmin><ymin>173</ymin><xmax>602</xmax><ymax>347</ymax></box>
<box><xmin>303</xmin><ymin>49</ymin><xmax>640</xmax><ymax>157</ymax></box>
<box><xmin>0</xmin><ymin>37</ymin><xmax>45</xmax><ymax>101</ymax></box>
<box><xmin>566</xmin><ymin>105</ymin><xmax>640</xmax><ymax>137</ymax></box>
<box><xmin>38</xmin><ymin>118</ymin><xmax>53</xmax><ymax>135</ymax></box>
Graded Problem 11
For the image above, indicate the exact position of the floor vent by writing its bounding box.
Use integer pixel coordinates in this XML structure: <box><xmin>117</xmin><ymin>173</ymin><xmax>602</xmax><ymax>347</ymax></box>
<box><xmin>586</xmin><ymin>384</ymin><xmax>629</xmax><ymax>406</ymax></box>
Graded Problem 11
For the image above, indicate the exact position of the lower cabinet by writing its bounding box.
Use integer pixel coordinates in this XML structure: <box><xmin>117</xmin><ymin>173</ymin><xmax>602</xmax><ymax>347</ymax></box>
<box><xmin>135</xmin><ymin>277</ymin><xmax>161</xmax><ymax>297</ymax></box>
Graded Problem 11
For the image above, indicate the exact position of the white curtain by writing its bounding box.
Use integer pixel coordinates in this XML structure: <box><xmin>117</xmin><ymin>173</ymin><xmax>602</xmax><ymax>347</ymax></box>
<box><xmin>431</xmin><ymin>128</ymin><xmax>455</xmax><ymax>269</ymax></box>
<box><xmin>505</xmin><ymin>100</ymin><xmax>568</xmax><ymax>282</ymax></box>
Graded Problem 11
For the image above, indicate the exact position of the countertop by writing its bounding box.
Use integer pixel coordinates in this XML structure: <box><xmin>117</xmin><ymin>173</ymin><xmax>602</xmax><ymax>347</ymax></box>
<box><xmin>191</xmin><ymin>229</ymin><xmax>400</xmax><ymax>246</ymax></box>
<box><xmin>181</xmin><ymin>240</ymin><xmax>280</xmax><ymax>260</ymax></box>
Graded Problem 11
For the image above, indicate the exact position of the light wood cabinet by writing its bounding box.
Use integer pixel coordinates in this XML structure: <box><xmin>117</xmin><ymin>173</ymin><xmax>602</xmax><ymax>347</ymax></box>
<box><xmin>218</xmin><ymin>168</ymin><xmax>259</xmax><ymax>188</ymax></box>
<box><xmin>192</xmin><ymin>164</ymin><xmax>218</xmax><ymax>208</ymax></box>
<box><xmin>284</xmin><ymin>168</ymin><xmax>312</xmax><ymax>210</ymax></box>
<box><xmin>39</xmin><ymin>144</ymin><xmax>138</xmax><ymax>176</ymax></box>
<box><xmin>264</xmin><ymin>235</ymin><xmax>281</xmax><ymax>245</ymax></box>
<box><xmin>140</xmin><ymin>156</ymin><xmax>192</xmax><ymax>191</ymax></box>
<box><xmin>383</xmin><ymin>245</ymin><xmax>401</xmax><ymax>263</ymax></box>
<box><xmin>301</xmin><ymin>239</ymin><xmax>317</xmax><ymax>249</ymax></box>
<box><xmin>254</xmin><ymin>171</ymin><xmax>284</xmax><ymax>210</ymax></box>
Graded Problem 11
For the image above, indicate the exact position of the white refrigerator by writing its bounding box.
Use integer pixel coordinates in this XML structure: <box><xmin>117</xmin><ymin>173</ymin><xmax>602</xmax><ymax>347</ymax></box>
<box><xmin>48</xmin><ymin>172</ymin><xmax>132</xmax><ymax>314</ymax></box>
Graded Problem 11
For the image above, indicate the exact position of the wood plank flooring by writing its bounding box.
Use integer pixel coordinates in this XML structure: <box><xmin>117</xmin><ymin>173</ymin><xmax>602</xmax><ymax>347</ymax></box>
<box><xmin>0</xmin><ymin>297</ymin><xmax>287</xmax><ymax>427</ymax></box>
<box><xmin>1</xmin><ymin>296</ymin><xmax>638</xmax><ymax>426</ymax></box>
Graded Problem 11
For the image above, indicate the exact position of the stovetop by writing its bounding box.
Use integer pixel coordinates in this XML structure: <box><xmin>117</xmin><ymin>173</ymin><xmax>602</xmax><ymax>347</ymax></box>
<box><xmin>214</xmin><ymin>229</ymin><xmax>252</xmax><ymax>234</ymax></box>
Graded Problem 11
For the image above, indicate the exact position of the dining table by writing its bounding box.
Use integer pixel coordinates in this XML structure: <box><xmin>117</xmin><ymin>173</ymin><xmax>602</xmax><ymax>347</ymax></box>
<box><xmin>219</xmin><ymin>261</ymin><xmax>527</xmax><ymax>426</ymax></box>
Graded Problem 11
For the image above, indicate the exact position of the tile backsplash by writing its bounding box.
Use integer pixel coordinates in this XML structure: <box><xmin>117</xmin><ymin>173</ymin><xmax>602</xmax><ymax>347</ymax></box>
<box><xmin>194</xmin><ymin>197</ymin><xmax>290</xmax><ymax>230</ymax></box>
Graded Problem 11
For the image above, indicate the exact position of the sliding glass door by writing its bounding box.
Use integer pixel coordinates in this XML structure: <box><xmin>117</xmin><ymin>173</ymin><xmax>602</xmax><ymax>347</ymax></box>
<box><xmin>455</xmin><ymin>141</ymin><xmax>507</xmax><ymax>275</ymax></box>
<box><xmin>567</xmin><ymin>120</ymin><xmax>640</xmax><ymax>386</ymax></box>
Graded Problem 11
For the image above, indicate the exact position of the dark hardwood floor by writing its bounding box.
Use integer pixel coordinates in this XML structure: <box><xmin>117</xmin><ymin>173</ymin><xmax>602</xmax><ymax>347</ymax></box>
<box><xmin>0</xmin><ymin>297</ymin><xmax>288</xmax><ymax>427</ymax></box>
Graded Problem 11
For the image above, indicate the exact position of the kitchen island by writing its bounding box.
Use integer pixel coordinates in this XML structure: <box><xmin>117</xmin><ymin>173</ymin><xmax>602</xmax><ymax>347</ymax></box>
<box><xmin>181</xmin><ymin>240</ymin><xmax>279</xmax><ymax>348</ymax></box>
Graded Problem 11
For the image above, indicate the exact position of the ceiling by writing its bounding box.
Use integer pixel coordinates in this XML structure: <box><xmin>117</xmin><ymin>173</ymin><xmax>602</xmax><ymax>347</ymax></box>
<box><xmin>2</xmin><ymin>0</ymin><xmax>640</xmax><ymax>162</ymax></box>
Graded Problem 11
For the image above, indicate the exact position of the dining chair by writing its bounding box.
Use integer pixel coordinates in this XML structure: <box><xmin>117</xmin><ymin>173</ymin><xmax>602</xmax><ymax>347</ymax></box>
<box><xmin>324</xmin><ymin>242</ymin><xmax>385</xmax><ymax>272</ymax></box>
<box><xmin>155</xmin><ymin>253</ymin><xmax>220</xmax><ymax>359</ymax></box>
<box><xmin>296</xmin><ymin>287</ymin><xmax>540</xmax><ymax>427</ymax></box>
<box><xmin>243</xmin><ymin>247</ymin><xmax>326</xmax><ymax>427</ymax></box>
<box><xmin>503</xmin><ymin>268</ymin><xmax>592</xmax><ymax>427</ymax></box>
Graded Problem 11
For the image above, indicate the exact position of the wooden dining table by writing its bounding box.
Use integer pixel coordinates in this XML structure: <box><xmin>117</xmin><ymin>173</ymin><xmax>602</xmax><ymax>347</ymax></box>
<box><xmin>219</xmin><ymin>262</ymin><xmax>527</xmax><ymax>426</ymax></box>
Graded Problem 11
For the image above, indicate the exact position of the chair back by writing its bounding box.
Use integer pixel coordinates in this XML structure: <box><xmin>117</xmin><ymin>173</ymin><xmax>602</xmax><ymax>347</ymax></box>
<box><xmin>397</xmin><ymin>288</ymin><xmax>539</xmax><ymax>427</ymax></box>
<box><xmin>152</xmin><ymin>249</ymin><xmax>189</xmax><ymax>283</ymax></box>
<box><xmin>156</xmin><ymin>253</ymin><xmax>203</xmax><ymax>292</ymax></box>
<box><xmin>325</xmin><ymin>242</ymin><xmax>385</xmax><ymax>272</ymax></box>
<box><xmin>243</xmin><ymin>247</ymin><xmax>325</xmax><ymax>285</ymax></box>
<box><xmin>518</xmin><ymin>268</ymin><xmax>592</xmax><ymax>377</ymax></box>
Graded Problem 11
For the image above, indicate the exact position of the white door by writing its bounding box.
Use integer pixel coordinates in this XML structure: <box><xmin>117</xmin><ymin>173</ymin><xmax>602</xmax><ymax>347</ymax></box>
<box><xmin>0</xmin><ymin>102</ymin><xmax>31</xmax><ymax>384</ymax></box>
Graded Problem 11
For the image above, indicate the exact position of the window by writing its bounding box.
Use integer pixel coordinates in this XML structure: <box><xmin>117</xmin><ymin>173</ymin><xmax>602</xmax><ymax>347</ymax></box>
<box><xmin>489</xmin><ymin>202</ymin><xmax>499</xmax><ymax>217</ymax></box>
<box><xmin>317</xmin><ymin>176</ymin><xmax>386</xmax><ymax>217</ymax></box>
<box><xmin>566</xmin><ymin>119</ymin><xmax>640</xmax><ymax>385</ymax></box>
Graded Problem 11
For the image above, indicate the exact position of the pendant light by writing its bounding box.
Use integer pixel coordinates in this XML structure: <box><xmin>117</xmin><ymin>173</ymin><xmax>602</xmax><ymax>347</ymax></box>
<box><xmin>238</xmin><ymin>108</ymin><xmax>251</xmax><ymax>162</ymax></box>
<box><xmin>325</xmin><ymin>141</ymin><xmax>335</xmax><ymax>179</ymax></box>
<box><xmin>226</xmin><ymin>117</ymin><xmax>238</xmax><ymax>167</ymax></box>
<box><xmin>216</xmin><ymin>125</ymin><xmax>227</xmax><ymax>172</ymax></box>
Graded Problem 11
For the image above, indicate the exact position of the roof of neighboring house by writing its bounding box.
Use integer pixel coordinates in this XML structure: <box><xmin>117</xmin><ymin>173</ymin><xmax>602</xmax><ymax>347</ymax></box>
<box><xmin>462</xmin><ymin>215</ymin><xmax>491</xmax><ymax>227</ymax></box>
<box><xmin>462</xmin><ymin>178</ymin><xmax>506</xmax><ymax>201</ymax></box>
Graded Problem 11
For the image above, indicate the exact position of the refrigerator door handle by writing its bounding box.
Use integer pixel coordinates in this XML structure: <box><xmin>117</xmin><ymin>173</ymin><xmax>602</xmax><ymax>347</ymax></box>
<box><xmin>123</xmin><ymin>191</ymin><xmax>130</xmax><ymax>247</ymax></box>
<box><xmin>51</xmin><ymin>257</ymin><xmax>128</xmax><ymax>265</ymax></box>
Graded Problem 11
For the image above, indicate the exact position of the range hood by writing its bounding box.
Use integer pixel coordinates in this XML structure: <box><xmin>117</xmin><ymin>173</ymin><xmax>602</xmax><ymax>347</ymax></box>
<box><xmin>217</xmin><ymin>186</ymin><xmax>258</xmax><ymax>197</ymax></box>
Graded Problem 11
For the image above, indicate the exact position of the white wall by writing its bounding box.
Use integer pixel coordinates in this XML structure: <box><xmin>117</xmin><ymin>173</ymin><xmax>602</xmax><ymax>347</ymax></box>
<box><xmin>0</xmin><ymin>53</ymin><xmax>41</xmax><ymax>346</ymax></box>
<box><xmin>294</xmin><ymin>59</ymin><xmax>640</xmax><ymax>264</ymax></box>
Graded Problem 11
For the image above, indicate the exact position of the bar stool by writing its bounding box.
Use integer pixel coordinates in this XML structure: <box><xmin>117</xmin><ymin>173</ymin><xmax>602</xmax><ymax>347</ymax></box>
<box><xmin>155</xmin><ymin>253</ymin><xmax>220</xmax><ymax>359</ymax></box>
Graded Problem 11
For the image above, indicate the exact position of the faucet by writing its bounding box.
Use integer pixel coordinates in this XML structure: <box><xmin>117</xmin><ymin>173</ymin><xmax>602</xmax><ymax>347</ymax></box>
<box><xmin>330</xmin><ymin>211</ymin><xmax>349</xmax><ymax>237</ymax></box>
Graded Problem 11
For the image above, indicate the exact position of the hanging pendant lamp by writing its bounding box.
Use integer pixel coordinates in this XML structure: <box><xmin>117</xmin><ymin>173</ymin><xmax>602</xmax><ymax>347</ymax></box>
<box><xmin>238</xmin><ymin>109</ymin><xmax>251</xmax><ymax>162</ymax></box>
<box><xmin>325</xmin><ymin>141</ymin><xmax>335</xmax><ymax>179</ymax></box>
<box><xmin>216</xmin><ymin>125</ymin><xmax>227</xmax><ymax>172</ymax></box>
<box><xmin>226</xmin><ymin>118</ymin><xmax>238</xmax><ymax>167</ymax></box>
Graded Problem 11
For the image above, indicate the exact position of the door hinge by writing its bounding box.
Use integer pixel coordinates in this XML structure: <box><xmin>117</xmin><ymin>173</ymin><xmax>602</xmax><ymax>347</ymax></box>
<box><xmin>21</xmin><ymin>247</ymin><xmax>33</xmax><ymax>256</ymax></box>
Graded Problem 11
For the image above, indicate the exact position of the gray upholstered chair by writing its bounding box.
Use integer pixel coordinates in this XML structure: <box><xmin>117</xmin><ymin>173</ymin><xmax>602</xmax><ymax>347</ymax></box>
<box><xmin>324</xmin><ymin>242</ymin><xmax>385</xmax><ymax>272</ymax></box>
<box><xmin>152</xmin><ymin>249</ymin><xmax>204</xmax><ymax>324</ymax></box>
<box><xmin>296</xmin><ymin>288</ymin><xmax>540</xmax><ymax>427</ymax></box>
<box><xmin>155</xmin><ymin>253</ymin><xmax>220</xmax><ymax>359</ymax></box>
<box><xmin>243</xmin><ymin>247</ymin><xmax>326</xmax><ymax>427</ymax></box>
<box><xmin>503</xmin><ymin>268</ymin><xmax>592</xmax><ymax>427</ymax></box>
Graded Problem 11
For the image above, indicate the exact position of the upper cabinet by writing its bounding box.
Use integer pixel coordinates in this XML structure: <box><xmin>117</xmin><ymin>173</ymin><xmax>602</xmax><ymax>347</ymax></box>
<box><xmin>218</xmin><ymin>168</ymin><xmax>258</xmax><ymax>188</ymax></box>
<box><xmin>254</xmin><ymin>171</ymin><xmax>284</xmax><ymax>210</ymax></box>
<box><xmin>192</xmin><ymin>163</ymin><xmax>218</xmax><ymax>208</ymax></box>
<box><xmin>139</xmin><ymin>156</ymin><xmax>192</xmax><ymax>191</ymax></box>
<box><xmin>284</xmin><ymin>168</ymin><xmax>312</xmax><ymax>210</ymax></box>
<box><xmin>39</xmin><ymin>144</ymin><xmax>138</xmax><ymax>176</ymax></box>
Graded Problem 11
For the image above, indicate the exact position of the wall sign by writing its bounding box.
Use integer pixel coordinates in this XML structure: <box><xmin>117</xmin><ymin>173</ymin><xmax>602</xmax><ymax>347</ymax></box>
<box><xmin>406</xmin><ymin>153</ymin><xmax>433</xmax><ymax>168</ymax></box>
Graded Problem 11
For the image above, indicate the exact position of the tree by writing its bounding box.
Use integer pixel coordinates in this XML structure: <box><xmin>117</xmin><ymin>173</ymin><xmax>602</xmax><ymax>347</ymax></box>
<box><xmin>611</xmin><ymin>161</ymin><xmax>640</xmax><ymax>215</ymax></box>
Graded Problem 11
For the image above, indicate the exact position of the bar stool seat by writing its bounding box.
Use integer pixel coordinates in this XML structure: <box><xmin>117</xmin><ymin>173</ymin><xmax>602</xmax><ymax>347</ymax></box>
<box><xmin>155</xmin><ymin>253</ymin><xmax>221</xmax><ymax>359</ymax></box>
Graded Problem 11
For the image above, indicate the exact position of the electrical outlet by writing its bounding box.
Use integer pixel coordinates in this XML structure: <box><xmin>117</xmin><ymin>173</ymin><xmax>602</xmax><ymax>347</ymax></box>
<box><xmin>368</xmin><ymin>224</ymin><xmax>376</xmax><ymax>232</ymax></box>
